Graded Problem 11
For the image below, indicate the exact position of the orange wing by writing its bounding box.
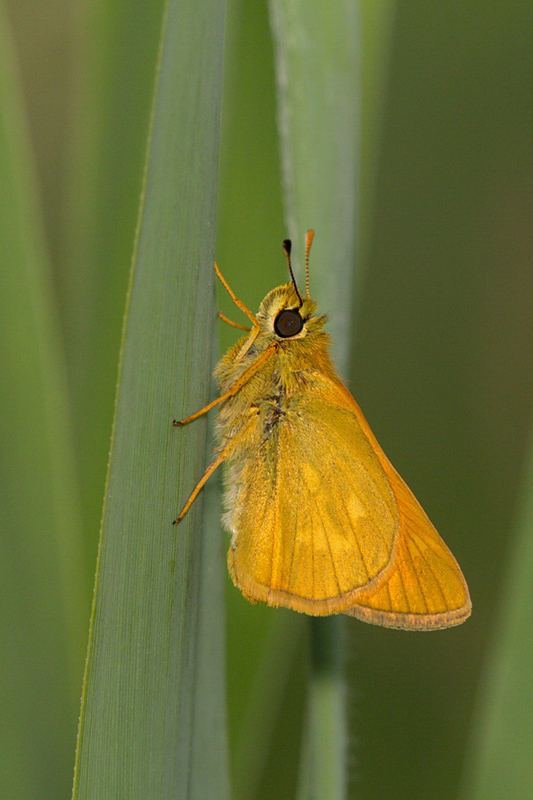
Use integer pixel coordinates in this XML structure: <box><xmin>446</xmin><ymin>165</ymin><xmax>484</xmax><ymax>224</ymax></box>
<box><xmin>343</xmin><ymin>465</ymin><xmax>471</xmax><ymax>629</ymax></box>
<box><xmin>225</xmin><ymin>376</ymin><xmax>471</xmax><ymax>629</ymax></box>
<box><xmin>325</xmin><ymin>378</ymin><xmax>471</xmax><ymax>629</ymax></box>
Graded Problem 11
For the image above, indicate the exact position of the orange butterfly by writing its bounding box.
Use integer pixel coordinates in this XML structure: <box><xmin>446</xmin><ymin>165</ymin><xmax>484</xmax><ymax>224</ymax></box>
<box><xmin>174</xmin><ymin>231</ymin><xmax>471</xmax><ymax>630</ymax></box>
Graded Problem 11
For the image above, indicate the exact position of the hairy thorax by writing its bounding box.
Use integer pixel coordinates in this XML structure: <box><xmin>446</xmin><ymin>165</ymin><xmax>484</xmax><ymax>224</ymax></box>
<box><xmin>214</xmin><ymin>330</ymin><xmax>336</xmax><ymax>449</ymax></box>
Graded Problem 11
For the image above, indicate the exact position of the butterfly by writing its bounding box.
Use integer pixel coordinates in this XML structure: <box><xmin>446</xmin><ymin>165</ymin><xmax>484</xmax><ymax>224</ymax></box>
<box><xmin>174</xmin><ymin>231</ymin><xmax>471</xmax><ymax>629</ymax></box>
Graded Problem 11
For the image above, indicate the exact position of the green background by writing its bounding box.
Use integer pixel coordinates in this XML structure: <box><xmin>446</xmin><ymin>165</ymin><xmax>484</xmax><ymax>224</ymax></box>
<box><xmin>2</xmin><ymin>0</ymin><xmax>532</xmax><ymax>797</ymax></box>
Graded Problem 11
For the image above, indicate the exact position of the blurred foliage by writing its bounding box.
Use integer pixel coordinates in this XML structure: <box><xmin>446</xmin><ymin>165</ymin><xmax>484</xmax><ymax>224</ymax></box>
<box><xmin>1</xmin><ymin>0</ymin><xmax>532</xmax><ymax>797</ymax></box>
<box><xmin>463</xmin><ymin>418</ymin><xmax>533</xmax><ymax>798</ymax></box>
<box><xmin>0</xmin><ymin>4</ymin><xmax>85</xmax><ymax>797</ymax></box>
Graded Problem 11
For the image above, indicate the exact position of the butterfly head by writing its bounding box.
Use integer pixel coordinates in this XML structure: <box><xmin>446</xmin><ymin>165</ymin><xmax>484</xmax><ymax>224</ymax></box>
<box><xmin>257</xmin><ymin>286</ymin><xmax>324</xmax><ymax>340</ymax></box>
<box><xmin>257</xmin><ymin>232</ymin><xmax>326</xmax><ymax>341</ymax></box>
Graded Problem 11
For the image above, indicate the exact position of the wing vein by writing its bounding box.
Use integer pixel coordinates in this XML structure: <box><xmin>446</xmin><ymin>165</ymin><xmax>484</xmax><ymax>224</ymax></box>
<box><xmin>288</xmin><ymin>462</ymin><xmax>300</xmax><ymax>590</ymax></box>
<box><xmin>337</xmin><ymin>487</ymin><xmax>370</xmax><ymax>581</ymax></box>
<box><xmin>402</xmin><ymin>533</ymin><xmax>429</xmax><ymax>613</ymax></box>
<box><xmin>310</xmin><ymin>488</ymin><xmax>341</xmax><ymax>596</ymax></box>
<box><xmin>407</xmin><ymin>532</ymin><xmax>448</xmax><ymax>607</ymax></box>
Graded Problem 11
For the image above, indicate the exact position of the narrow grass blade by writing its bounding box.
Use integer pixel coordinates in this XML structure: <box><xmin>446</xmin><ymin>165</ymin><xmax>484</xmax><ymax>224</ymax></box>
<box><xmin>269</xmin><ymin>0</ymin><xmax>359</xmax><ymax>368</ymax></box>
<box><xmin>462</xmin><ymin>420</ymin><xmax>533</xmax><ymax>799</ymax></box>
<box><xmin>0</xmin><ymin>4</ymin><xmax>86</xmax><ymax>797</ymax></box>
<box><xmin>72</xmin><ymin>1</ymin><xmax>229</xmax><ymax>797</ymax></box>
<box><xmin>233</xmin><ymin>611</ymin><xmax>305</xmax><ymax>800</ymax></box>
<box><xmin>297</xmin><ymin>618</ymin><xmax>347</xmax><ymax>800</ymax></box>
<box><xmin>268</xmin><ymin>2</ymin><xmax>359</xmax><ymax>798</ymax></box>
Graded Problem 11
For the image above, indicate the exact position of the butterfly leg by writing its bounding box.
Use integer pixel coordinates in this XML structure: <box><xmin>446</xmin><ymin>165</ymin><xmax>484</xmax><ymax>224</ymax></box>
<box><xmin>173</xmin><ymin>447</ymin><xmax>229</xmax><ymax>525</ymax></box>
<box><xmin>173</xmin><ymin>342</ymin><xmax>277</xmax><ymax>426</ymax></box>
<box><xmin>173</xmin><ymin>408</ymin><xmax>258</xmax><ymax>524</ymax></box>
<box><xmin>174</xmin><ymin>396</ymin><xmax>227</xmax><ymax>427</ymax></box>
<box><xmin>215</xmin><ymin>262</ymin><xmax>258</xmax><ymax>326</ymax></box>
<box><xmin>218</xmin><ymin>311</ymin><xmax>251</xmax><ymax>331</ymax></box>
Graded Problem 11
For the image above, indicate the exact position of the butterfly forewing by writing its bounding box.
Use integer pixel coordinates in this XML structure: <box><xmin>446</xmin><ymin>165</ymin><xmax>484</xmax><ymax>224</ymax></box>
<box><xmin>226</xmin><ymin>389</ymin><xmax>402</xmax><ymax>614</ymax></box>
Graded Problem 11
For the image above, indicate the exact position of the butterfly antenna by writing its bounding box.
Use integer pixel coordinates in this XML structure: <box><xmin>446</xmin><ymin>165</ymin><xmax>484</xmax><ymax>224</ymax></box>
<box><xmin>282</xmin><ymin>238</ymin><xmax>303</xmax><ymax>308</ymax></box>
<box><xmin>304</xmin><ymin>229</ymin><xmax>314</xmax><ymax>298</ymax></box>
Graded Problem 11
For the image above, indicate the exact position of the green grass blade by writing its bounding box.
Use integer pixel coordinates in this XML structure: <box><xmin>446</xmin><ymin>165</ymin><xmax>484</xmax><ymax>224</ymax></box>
<box><xmin>0</xmin><ymin>4</ymin><xmax>86</xmax><ymax>797</ymax></box>
<box><xmin>297</xmin><ymin>618</ymin><xmax>347</xmax><ymax>800</ymax></box>
<box><xmin>232</xmin><ymin>611</ymin><xmax>305</xmax><ymax>800</ymax></box>
<box><xmin>462</xmin><ymin>421</ymin><xmax>533</xmax><ymax>799</ymax></box>
<box><xmin>268</xmin><ymin>0</ymin><xmax>359</xmax><ymax>369</ymax></box>
<box><xmin>72</xmin><ymin>0</ymin><xmax>229</xmax><ymax>797</ymax></box>
<box><xmin>268</xmin><ymin>2</ymin><xmax>359</xmax><ymax>798</ymax></box>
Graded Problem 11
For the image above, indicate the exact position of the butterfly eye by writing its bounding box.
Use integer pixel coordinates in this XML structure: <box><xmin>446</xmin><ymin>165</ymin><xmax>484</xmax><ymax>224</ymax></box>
<box><xmin>274</xmin><ymin>309</ymin><xmax>304</xmax><ymax>338</ymax></box>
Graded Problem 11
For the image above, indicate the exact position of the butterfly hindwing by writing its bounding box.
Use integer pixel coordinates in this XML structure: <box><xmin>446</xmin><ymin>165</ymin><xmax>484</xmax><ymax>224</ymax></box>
<box><xmin>226</xmin><ymin>386</ymin><xmax>399</xmax><ymax>614</ymax></box>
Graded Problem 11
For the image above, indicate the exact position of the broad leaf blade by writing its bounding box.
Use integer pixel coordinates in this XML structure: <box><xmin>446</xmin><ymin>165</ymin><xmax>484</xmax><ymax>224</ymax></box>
<box><xmin>72</xmin><ymin>1</ymin><xmax>230</xmax><ymax>797</ymax></box>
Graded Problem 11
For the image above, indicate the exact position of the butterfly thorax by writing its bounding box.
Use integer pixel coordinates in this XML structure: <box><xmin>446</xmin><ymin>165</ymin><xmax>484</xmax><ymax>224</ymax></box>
<box><xmin>214</xmin><ymin>284</ymin><xmax>338</xmax><ymax>445</ymax></box>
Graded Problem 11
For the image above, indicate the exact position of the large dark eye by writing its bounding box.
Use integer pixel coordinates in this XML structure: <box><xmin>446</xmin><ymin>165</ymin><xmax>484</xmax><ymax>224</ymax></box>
<box><xmin>274</xmin><ymin>309</ymin><xmax>304</xmax><ymax>338</ymax></box>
